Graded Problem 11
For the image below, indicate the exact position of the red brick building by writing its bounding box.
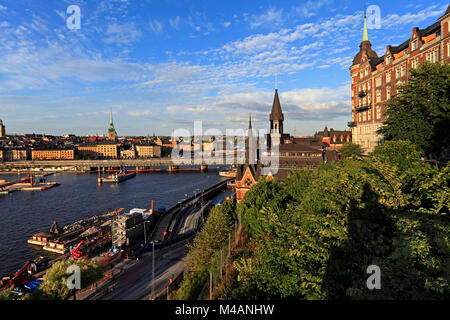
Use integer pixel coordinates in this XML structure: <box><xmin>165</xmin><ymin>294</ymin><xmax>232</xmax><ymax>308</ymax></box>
<box><xmin>349</xmin><ymin>5</ymin><xmax>450</xmax><ymax>153</ymax></box>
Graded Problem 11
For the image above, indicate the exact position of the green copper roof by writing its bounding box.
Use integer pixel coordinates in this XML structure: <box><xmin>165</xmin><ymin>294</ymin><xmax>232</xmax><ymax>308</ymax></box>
<box><xmin>362</xmin><ymin>15</ymin><xmax>369</xmax><ymax>42</ymax></box>
<box><xmin>108</xmin><ymin>111</ymin><xmax>116</xmax><ymax>132</ymax></box>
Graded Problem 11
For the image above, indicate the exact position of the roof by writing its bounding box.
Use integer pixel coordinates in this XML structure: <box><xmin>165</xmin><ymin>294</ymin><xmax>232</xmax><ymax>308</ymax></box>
<box><xmin>270</xmin><ymin>89</ymin><xmax>284</xmax><ymax>121</ymax></box>
<box><xmin>352</xmin><ymin>40</ymin><xmax>378</xmax><ymax>66</ymax></box>
<box><xmin>277</xmin><ymin>143</ymin><xmax>322</xmax><ymax>153</ymax></box>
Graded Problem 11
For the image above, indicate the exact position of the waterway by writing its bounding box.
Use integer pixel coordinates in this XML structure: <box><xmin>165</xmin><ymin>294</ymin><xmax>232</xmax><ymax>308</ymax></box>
<box><xmin>0</xmin><ymin>171</ymin><xmax>225</xmax><ymax>277</ymax></box>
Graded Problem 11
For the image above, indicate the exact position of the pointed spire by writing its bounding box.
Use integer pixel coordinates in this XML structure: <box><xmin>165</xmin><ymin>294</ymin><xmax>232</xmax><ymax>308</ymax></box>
<box><xmin>249</xmin><ymin>113</ymin><xmax>252</xmax><ymax>129</ymax></box>
<box><xmin>362</xmin><ymin>12</ymin><xmax>369</xmax><ymax>42</ymax></box>
<box><xmin>270</xmin><ymin>89</ymin><xmax>284</xmax><ymax>121</ymax></box>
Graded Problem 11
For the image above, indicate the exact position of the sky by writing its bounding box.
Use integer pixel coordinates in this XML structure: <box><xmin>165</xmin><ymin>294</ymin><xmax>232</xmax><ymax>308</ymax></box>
<box><xmin>0</xmin><ymin>0</ymin><xmax>448</xmax><ymax>136</ymax></box>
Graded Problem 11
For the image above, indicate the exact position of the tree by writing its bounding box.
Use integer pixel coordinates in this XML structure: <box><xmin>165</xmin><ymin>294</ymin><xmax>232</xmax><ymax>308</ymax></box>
<box><xmin>377</xmin><ymin>62</ymin><xmax>450</xmax><ymax>160</ymax></box>
<box><xmin>37</xmin><ymin>257</ymin><xmax>103</xmax><ymax>300</ymax></box>
<box><xmin>339</xmin><ymin>142</ymin><xmax>363</xmax><ymax>158</ymax></box>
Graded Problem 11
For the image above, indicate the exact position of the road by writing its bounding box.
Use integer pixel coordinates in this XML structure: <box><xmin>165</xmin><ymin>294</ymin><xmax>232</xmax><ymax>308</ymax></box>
<box><xmin>88</xmin><ymin>242</ymin><xmax>188</xmax><ymax>300</ymax></box>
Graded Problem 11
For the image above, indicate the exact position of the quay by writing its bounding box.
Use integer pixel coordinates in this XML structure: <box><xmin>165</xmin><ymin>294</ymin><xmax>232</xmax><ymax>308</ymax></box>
<box><xmin>0</xmin><ymin>174</ymin><xmax>60</xmax><ymax>194</ymax></box>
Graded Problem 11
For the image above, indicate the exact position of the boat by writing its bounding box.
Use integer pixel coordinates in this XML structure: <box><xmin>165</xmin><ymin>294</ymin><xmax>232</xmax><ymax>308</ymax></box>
<box><xmin>219</xmin><ymin>170</ymin><xmax>236</xmax><ymax>178</ymax></box>
<box><xmin>99</xmin><ymin>166</ymin><xmax>136</xmax><ymax>183</ymax></box>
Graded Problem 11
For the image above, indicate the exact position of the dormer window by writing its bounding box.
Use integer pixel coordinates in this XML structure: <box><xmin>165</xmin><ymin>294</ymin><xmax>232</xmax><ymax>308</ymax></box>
<box><xmin>411</xmin><ymin>39</ymin><xmax>418</xmax><ymax>51</ymax></box>
<box><xmin>385</xmin><ymin>55</ymin><xmax>391</xmax><ymax>64</ymax></box>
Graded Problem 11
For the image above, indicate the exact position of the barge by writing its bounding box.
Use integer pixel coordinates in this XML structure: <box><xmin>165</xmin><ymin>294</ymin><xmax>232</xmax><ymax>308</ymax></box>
<box><xmin>27</xmin><ymin>208</ymin><xmax>124</xmax><ymax>254</ymax></box>
<box><xmin>98</xmin><ymin>167</ymin><xmax>136</xmax><ymax>183</ymax></box>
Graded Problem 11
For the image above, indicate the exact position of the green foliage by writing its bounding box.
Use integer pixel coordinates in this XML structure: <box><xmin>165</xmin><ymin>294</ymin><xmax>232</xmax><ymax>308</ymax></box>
<box><xmin>174</xmin><ymin>199</ymin><xmax>237</xmax><ymax>300</ymax></box>
<box><xmin>378</xmin><ymin>62</ymin><xmax>450</xmax><ymax>159</ymax></box>
<box><xmin>222</xmin><ymin>140</ymin><xmax>449</xmax><ymax>300</ymax></box>
<box><xmin>339</xmin><ymin>142</ymin><xmax>363</xmax><ymax>158</ymax></box>
<box><xmin>171</xmin><ymin>268</ymin><xmax>208</xmax><ymax>300</ymax></box>
<box><xmin>37</xmin><ymin>257</ymin><xmax>103</xmax><ymax>300</ymax></box>
<box><xmin>186</xmin><ymin>199</ymin><xmax>236</xmax><ymax>273</ymax></box>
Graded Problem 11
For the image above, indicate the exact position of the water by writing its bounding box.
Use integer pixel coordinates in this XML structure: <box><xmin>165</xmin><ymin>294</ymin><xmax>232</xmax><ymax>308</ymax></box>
<box><xmin>0</xmin><ymin>171</ymin><xmax>225</xmax><ymax>276</ymax></box>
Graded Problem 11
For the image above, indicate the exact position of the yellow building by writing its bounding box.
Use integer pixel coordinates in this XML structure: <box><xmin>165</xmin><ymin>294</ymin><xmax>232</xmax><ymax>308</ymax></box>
<box><xmin>136</xmin><ymin>145</ymin><xmax>161</xmax><ymax>158</ymax></box>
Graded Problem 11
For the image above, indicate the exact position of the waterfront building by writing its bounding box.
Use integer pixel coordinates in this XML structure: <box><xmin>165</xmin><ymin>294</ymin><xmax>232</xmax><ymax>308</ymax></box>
<box><xmin>120</xmin><ymin>146</ymin><xmax>136</xmax><ymax>159</ymax></box>
<box><xmin>349</xmin><ymin>5</ymin><xmax>450</xmax><ymax>153</ymax></box>
<box><xmin>77</xmin><ymin>141</ymin><xmax>119</xmax><ymax>159</ymax></box>
<box><xmin>0</xmin><ymin>148</ymin><xmax>29</xmax><ymax>161</ymax></box>
<box><xmin>107</xmin><ymin>111</ymin><xmax>117</xmax><ymax>141</ymax></box>
<box><xmin>31</xmin><ymin>149</ymin><xmax>75</xmax><ymax>160</ymax></box>
<box><xmin>136</xmin><ymin>144</ymin><xmax>161</xmax><ymax>158</ymax></box>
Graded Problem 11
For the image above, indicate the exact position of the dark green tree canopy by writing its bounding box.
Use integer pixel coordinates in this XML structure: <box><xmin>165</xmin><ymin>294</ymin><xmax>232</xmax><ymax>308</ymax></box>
<box><xmin>378</xmin><ymin>62</ymin><xmax>450</xmax><ymax>160</ymax></box>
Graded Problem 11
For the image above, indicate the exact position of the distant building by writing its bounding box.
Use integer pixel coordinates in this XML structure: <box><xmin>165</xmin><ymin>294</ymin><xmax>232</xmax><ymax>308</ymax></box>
<box><xmin>349</xmin><ymin>5</ymin><xmax>450</xmax><ymax>152</ymax></box>
<box><xmin>315</xmin><ymin>127</ymin><xmax>352</xmax><ymax>150</ymax></box>
<box><xmin>32</xmin><ymin>149</ymin><xmax>75</xmax><ymax>160</ymax></box>
<box><xmin>107</xmin><ymin>111</ymin><xmax>117</xmax><ymax>141</ymax></box>
<box><xmin>136</xmin><ymin>144</ymin><xmax>161</xmax><ymax>158</ymax></box>
<box><xmin>0</xmin><ymin>118</ymin><xmax>5</xmax><ymax>138</ymax></box>
<box><xmin>235</xmin><ymin>89</ymin><xmax>347</xmax><ymax>202</ymax></box>
<box><xmin>120</xmin><ymin>146</ymin><xmax>136</xmax><ymax>159</ymax></box>
<box><xmin>77</xmin><ymin>141</ymin><xmax>119</xmax><ymax>159</ymax></box>
<box><xmin>0</xmin><ymin>148</ymin><xmax>29</xmax><ymax>161</ymax></box>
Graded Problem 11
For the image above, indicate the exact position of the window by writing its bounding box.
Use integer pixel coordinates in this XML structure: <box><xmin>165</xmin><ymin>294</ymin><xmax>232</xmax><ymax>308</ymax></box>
<box><xmin>411</xmin><ymin>59</ymin><xmax>419</xmax><ymax>69</ymax></box>
<box><xmin>395</xmin><ymin>68</ymin><xmax>400</xmax><ymax>79</ymax></box>
<box><xmin>376</xmin><ymin>106</ymin><xmax>382</xmax><ymax>120</ymax></box>
<box><xmin>376</xmin><ymin>89</ymin><xmax>381</xmax><ymax>103</ymax></box>
<box><xmin>426</xmin><ymin>50</ymin><xmax>438</xmax><ymax>63</ymax></box>
<box><xmin>387</xmin><ymin>86</ymin><xmax>391</xmax><ymax>100</ymax></box>
<box><xmin>368</xmin><ymin>110</ymin><xmax>371</xmax><ymax>121</ymax></box>
<box><xmin>447</xmin><ymin>42</ymin><xmax>450</xmax><ymax>57</ymax></box>
<box><xmin>400</xmin><ymin>65</ymin><xmax>406</xmax><ymax>77</ymax></box>
<box><xmin>411</xmin><ymin>39</ymin><xmax>418</xmax><ymax>51</ymax></box>
<box><xmin>386</xmin><ymin>55</ymin><xmax>391</xmax><ymax>64</ymax></box>
<box><xmin>376</xmin><ymin>76</ymin><xmax>381</xmax><ymax>87</ymax></box>
<box><xmin>386</xmin><ymin>72</ymin><xmax>391</xmax><ymax>82</ymax></box>
<box><xmin>363</xmin><ymin>112</ymin><xmax>366</xmax><ymax>121</ymax></box>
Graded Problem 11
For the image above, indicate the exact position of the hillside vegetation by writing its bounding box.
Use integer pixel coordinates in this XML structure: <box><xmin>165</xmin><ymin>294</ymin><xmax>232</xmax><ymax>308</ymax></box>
<box><xmin>175</xmin><ymin>140</ymin><xmax>449</xmax><ymax>300</ymax></box>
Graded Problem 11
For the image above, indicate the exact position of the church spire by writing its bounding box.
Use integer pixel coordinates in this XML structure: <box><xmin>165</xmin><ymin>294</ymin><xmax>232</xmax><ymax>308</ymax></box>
<box><xmin>270</xmin><ymin>89</ymin><xmax>284</xmax><ymax>122</ymax></box>
<box><xmin>362</xmin><ymin>12</ymin><xmax>369</xmax><ymax>42</ymax></box>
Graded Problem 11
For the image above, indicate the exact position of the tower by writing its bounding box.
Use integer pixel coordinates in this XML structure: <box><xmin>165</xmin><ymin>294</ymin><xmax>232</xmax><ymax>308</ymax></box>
<box><xmin>107</xmin><ymin>111</ymin><xmax>117</xmax><ymax>141</ymax></box>
<box><xmin>351</xmin><ymin>13</ymin><xmax>378</xmax><ymax>66</ymax></box>
<box><xmin>269</xmin><ymin>89</ymin><xmax>284</xmax><ymax>148</ymax></box>
<box><xmin>235</xmin><ymin>114</ymin><xmax>260</xmax><ymax>203</ymax></box>
<box><xmin>0</xmin><ymin>118</ymin><xmax>5</xmax><ymax>138</ymax></box>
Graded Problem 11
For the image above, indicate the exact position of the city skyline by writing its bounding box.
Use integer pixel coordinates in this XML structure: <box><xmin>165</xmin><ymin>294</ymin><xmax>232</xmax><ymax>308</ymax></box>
<box><xmin>0</xmin><ymin>0</ymin><xmax>448</xmax><ymax>136</ymax></box>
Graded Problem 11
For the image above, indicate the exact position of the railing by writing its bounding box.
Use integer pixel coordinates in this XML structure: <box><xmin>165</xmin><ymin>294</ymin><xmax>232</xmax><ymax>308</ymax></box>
<box><xmin>355</xmin><ymin>104</ymin><xmax>370</xmax><ymax>112</ymax></box>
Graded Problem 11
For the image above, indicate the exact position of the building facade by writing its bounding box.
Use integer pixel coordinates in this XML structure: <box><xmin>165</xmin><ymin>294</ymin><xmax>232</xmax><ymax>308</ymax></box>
<box><xmin>32</xmin><ymin>149</ymin><xmax>75</xmax><ymax>160</ymax></box>
<box><xmin>0</xmin><ymin>148</ymin><xmax>29</xmax><ymax>161</ymax></box>
<box><xmin>136</xmin><ymin>144</ymin><xmax>161</xmax><ymax>158</ymax></box>
<box><xmin>349</xmin><ymin>5</ymin><xmax>450</xmax><ymax>153</ymax></box>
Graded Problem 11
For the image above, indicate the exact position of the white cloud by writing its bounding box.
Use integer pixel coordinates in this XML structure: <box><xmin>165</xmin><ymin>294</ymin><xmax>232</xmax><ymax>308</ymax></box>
<box><xmin>248</xmin><ymin>7</ymin><xmax>284</xmax><ymax>29</ymax></box>
<box><xmin>169</xmin><ymin>16</ymin><xmax>180</xmax><ymax>30</ymax></box>
<box><xmin>149</xmin><ymin>19</ymin><xmax>163</xmax><ymax>34</ymax></box>
<box><xmin>104</xmin><ymin>22</ymin><xmax>143</xmax><ymax>44</ymax></box>
<box><xmin>223</xmin><ymin>21</ymin><xmax>231</xmax><ymax>28</ymax></box>
<box><xmin>0</xmin><ymin>5</ymin><xmax>7</xmax><ymax>11</ymax></box>
<box><xmin>382</xmin><ymin>4</ymin><xmax>447</xmax><ymax>27</ymax></box>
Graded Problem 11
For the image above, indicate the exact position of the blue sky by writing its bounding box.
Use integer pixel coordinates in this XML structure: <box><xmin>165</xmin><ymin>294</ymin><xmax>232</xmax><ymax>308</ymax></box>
<box><xmin>0</xmin><ymin>0</ymin><xmax>448</xmax><ymax>136</ymax></box>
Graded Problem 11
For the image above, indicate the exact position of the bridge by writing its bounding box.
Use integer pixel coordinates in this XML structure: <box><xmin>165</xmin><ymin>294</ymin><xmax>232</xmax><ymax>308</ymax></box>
<box><xmin>0</xmin><ymin>156</ymin><xmax>242</xmax><ymax>172</ymax></box>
